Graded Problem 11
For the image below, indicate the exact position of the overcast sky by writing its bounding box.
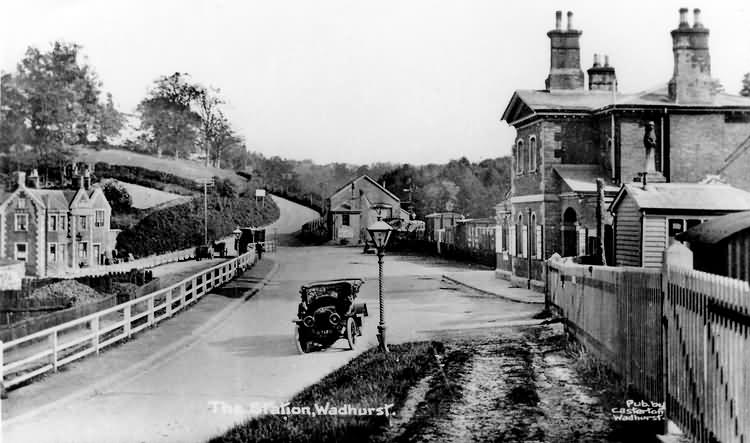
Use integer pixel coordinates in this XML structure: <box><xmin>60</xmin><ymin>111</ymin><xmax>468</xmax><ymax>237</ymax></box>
<box><xmin>2</xmin><ymin>1</ymin><xmax>749</xmax><ymax>165</ymax></box>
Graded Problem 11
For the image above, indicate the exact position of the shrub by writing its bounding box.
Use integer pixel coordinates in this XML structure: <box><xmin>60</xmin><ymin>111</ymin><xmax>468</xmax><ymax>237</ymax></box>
<box><xmin>115</xmin><ymin>193</ymin><xmax>280</xmax><ymax>257</ymax></box>
<box><xmin>103</xmin><ymin>181</ymin><xmax>133</xmax><ymax>213</ymax></box>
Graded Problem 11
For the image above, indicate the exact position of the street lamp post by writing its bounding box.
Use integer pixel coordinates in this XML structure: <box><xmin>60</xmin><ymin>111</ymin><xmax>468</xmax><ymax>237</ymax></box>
<box><xmin>367</xmin><ymin>217</ymin><xmax>393</xmax><ymax>353</ymax></box>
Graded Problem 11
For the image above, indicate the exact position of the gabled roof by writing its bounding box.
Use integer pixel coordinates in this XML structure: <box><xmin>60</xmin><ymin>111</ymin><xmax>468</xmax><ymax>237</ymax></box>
<box><xmin>501</xmin><ymin>85</ymin><xmax>750</xmax><ymax>126</ymax></box>
<box><xmin>609</xmin><ymin>183</ymin><xmax>750</xmax><ymax>213</ymax></box>
<box><xmin>676</xmin><ymin>210</ymin><xmax>750</xmax><ymax>245</ymax></box>
<box><xmin>329</xmin><ymin>175</ymin><xmax>400</xmax><ymax>203</ymax></box>
<box><xmin>0</xmin><ymin>186</ymin><xmax>46</xmax><ymax>212</ymax></box>
<box><xmin>70</xmin><ymin>187</ymin><xmax>93</xmax><ymax>209</ymax></box>
<box><xmin>553</xmin><ymin>165</ymin><xmax>620</xmax><ymax>194</ymax></box>
<box><xmin>29</xmin><ymin>189</ymin><xmax>71</xmax><ymax>210</ymax></box>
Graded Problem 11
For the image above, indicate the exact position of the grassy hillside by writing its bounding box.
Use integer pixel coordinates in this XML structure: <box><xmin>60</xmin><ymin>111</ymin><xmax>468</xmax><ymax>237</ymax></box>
<box><xmin>76</xmin><ymin>147</ymin><xmax>246</xmax><ymax>187</ymax></box>
<box><xmin>100</xmin><ymin>179</ymin><xmax>191</xmax><ymax>209</ymax></box>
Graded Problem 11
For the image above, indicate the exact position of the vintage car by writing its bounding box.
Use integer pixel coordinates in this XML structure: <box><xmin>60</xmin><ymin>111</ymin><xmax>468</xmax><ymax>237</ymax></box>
<box><xmin>293</xmin><ymin>279</ymin><xmax>368</xmax><ymax>353</ymax></box>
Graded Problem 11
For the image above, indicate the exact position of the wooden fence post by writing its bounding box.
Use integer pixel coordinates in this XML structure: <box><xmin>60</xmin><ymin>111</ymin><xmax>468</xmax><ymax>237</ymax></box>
<box><xmin>661</xmin><ymin>242</ymin><xmax>693</xmax><ymax>436</ymax></box>
<box><xmin>90</xmin><ymin>317</ymin><xmax>100</xmax><ymax>354</ymax></box>
<box><xmin>47</xmin><ymin>331</ymin><xmax>59</xmax><ymax>371</ymax></box>
<box><xmin>1</xmin><ymin>340</ymin><xmax>4</xmax><ymax>401</ymax></box>
<box><xmin>166</xmin><ymin>287</ymin><xmax>173</xmax><ymax>317</ymax></box>
<box><xmin>123</xmin><ymin>305</ymin><xmax>131</xmax><ymax>338</ymax></box>
<box><xmin>147</xmin><ymin>296</ymin><xmax>155</xmax><ymax>327</ymax></box>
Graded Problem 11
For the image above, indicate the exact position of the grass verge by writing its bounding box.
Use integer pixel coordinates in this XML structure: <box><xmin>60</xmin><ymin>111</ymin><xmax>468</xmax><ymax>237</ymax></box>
<box><xmin>208</xmin><ymin>342</ymin><xmax>440</xmax><ymax>443</ymax></box>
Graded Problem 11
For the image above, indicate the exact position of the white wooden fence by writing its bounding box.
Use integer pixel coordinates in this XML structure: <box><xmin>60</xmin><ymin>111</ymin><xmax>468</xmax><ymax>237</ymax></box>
<box><xmin>547</xmin><ymin>255</ymin><xmax>750</xmax><ymax>443</ymax></box>
<box><xmin>0</xmin><ymin>243</ymin><xmax>272</xmax><ymax>391</ymax></box>
<box><xmin>45</xmin><ymin>235</ymin><xmax>240</xmax><ymax>279</ymax></box>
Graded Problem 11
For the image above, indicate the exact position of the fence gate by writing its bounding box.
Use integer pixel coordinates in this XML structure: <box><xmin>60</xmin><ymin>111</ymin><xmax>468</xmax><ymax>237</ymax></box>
<box><xmin>664</xmin><ymin>266</ymin><xmax>750</xmax><ymax>443</ymax></box>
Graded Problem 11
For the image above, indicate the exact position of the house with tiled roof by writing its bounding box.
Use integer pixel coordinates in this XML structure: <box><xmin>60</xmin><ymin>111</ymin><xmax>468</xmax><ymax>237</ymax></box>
<box><xmin>0</xmin><ymin>169</ymin><xmax>118</xmax><ymax>276</ymax></box>
<box><xmin>326</xmin><ymin>175</ymin><xmax>409</xmax><ymax>244</ymax></box>
<box><xmin>496</xmin><ymin>8</ymin><xmax>750</xmax><ymax>283</ymax></box>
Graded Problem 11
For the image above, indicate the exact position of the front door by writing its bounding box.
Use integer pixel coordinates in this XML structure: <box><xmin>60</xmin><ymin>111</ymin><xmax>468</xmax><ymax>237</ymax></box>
<box><xmin>93</xmin><ymin>244</ymin><xmax>101</xmax><ymax>265</ymax></box>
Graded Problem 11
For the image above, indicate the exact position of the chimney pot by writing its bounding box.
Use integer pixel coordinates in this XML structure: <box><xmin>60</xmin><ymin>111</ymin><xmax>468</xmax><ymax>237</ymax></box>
<box><xmin>679</xmin><ymin>8</ymin><xmax>689</xmax><ymax>27</ymax></box>
<box><xmin>555</xmin><ymin>10</ymin><xmax>562</xmax><ymax>30</ymax></box>
<box><xmin>17</xmin><ymin>171</ymin><xmax>26</xmax><ymax>188</ymax></box>
<box><xmin>693</xmin><ymin>8</ymin><xmax>702</xmax><ymax>28</ymax></box>
<box><xmin>593</xmin><ymin>54</ymin><xmax>600</xmax><ymax>67</ymax></box>
<box><xmin>604</xmin><ymin>55</ymin><xmax>610</xmax><ymax>67</ymax></box>
<box><xmin>566</xmin><ymin>11</ymin><xmax>574</xmax><ymax>30</ymax></box>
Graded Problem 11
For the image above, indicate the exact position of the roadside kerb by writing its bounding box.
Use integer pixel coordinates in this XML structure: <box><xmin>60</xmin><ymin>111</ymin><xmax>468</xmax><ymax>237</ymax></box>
<box><xmin>1</xmin><ymin>260</ymin><xmax>279</xmax><ymax>428</ymax></box>
<box><xmin>1</xmin><ymin>242</ymin><xmax>274</xmax><ymax>391</ymax></box>
<box><xmin>441</xmin><ymin>275</ymin><xmax>545</xmax><ymax>305</ymax></box>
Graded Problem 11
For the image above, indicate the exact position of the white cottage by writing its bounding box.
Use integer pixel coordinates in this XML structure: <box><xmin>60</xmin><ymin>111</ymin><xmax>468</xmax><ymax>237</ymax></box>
<box><xmin>609</xmin><ymin>183</ymin><xmax>750</xmax><ymax>268</ymax></box>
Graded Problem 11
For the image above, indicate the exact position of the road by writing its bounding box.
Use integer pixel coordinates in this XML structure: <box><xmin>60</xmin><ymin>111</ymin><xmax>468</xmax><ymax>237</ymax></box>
<box><xmin>2</xmin><ymin>246</ymin><xmax>539</xmax><ymax>443</ymax></box>
<box><xmin>262</xmin><ymin>194</ymin><xmax>320</xmax><ymax>235</ymax></box>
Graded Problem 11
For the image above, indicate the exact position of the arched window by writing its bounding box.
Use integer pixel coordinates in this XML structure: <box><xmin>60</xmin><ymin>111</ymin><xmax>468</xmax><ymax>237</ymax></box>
<box><xmin>529</xmin><ymin>136</ymin><xmax>537</xmax><ymax>172</ymax></box>
<box><xmin>516</xmin><ymin>140</ymin><xmax>524</xmax><ymax>174</ymax></box>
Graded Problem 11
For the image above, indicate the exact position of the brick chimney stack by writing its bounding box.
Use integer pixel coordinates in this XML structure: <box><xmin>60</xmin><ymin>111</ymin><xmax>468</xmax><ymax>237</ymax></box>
<box><xmin>83</xmin><ymin>168</ymin><xmax>91</xmax><ymax>190</ymax></box>
<box><xmin>28</xmin><ymin>169</ymin><xmax>40</xmax><ymax>188</ymax></box>
<box><xmin>545</xmin><ymin>10</ymin><xmax>585</xmax><ymax>91</ymax></box>
<box><xmin>668</xmin><ymin>8</ymin><xmax>713</xmax><ymax>104</ymax></box>
<box><xmin>16</xmin><ymin>171</ymin><xmax>27</xmax><ymax>189</ymax></box>
<box><xmin>587</xmin><ymin>53</ymin><xmax>617</xmax><ymax>92</ymax></box>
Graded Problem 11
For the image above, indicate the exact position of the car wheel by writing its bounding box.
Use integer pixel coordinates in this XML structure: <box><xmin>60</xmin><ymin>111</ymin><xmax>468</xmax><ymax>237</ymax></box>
<box><xmin>346</xmin><ymin>317</ymin><xmax>356</xmax><ymax>350</ymax></box>
<box><xmin>295</xmin><ymin>325</ymin><xmax>308</xmax><ymax>354</ymax></box>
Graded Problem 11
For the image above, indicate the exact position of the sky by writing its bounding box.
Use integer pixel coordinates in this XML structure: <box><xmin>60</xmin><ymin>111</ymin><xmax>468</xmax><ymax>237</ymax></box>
<box><xmin>2</xmin><ymin>0</ymin><xmax>750</xmax><ymax>165</ymax></box>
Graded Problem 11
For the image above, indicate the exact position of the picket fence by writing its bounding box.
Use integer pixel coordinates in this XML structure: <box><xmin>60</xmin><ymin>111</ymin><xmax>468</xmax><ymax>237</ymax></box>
<box><xmin>547</xmin><ymin>258</ymin><xmax>750</xmax><ymax>443</ymax></box>
<box><xmin>0</xmin><ymin>243</ymin><xmax>269</xmax><ymax>391</ymax></box>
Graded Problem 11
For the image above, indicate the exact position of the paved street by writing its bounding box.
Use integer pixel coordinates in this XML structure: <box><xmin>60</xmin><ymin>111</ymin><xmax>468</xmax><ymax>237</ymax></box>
<box><xmin>2</xmin><ymin>246</ymin><xmax>540</xmax><ymax>443</ymax></box>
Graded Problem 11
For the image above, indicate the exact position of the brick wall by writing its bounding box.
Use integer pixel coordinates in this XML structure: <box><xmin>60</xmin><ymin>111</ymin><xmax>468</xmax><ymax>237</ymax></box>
<box><xmin>3</xmin><ymin>191</ymin><xmax>41</xmax><ymax>276</ymax></box>
<box><xmin>669</xmin><ymin>113</ymin><xmax>729</xmax><ymax>183</ymax></box>
<box><xmin>512</xmin><ymin>122</ymin><xmax>544</xmax><ymax>196</ymax></box>
<box><xmin>619</xmin><ymin>116</ymin><xmax>665</xmax><ymax>182</ymax></box>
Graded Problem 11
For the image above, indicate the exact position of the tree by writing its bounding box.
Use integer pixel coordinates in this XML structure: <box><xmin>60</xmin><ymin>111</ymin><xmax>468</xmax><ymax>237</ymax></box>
<box><xmin>1</xmin><ymin>42</ymin><xmax>120</xmax><ymax>176</ymax></box>
<box><xmin>209</xmin><ymin>112</ymin><xmax>243</xmax><ymax>169</ymax></box>
<box><xmin>103</xmin><ymin>181</ymin><xmax>133</xmax><ymax>213</ymax></box>
<box><xmin>137</xmin><ymin>72</ymin><xmax>201</xmax><ymax>159</ymax></box>
<box><xmin>741</xmin><ymin>73</ymin><xmax>750</xmax><ymax>97</ymax></box>
<box><xmin>193</xmin><ymin>85</ymin><xmax>225</xmax><ymax>167</ymax></box>
<box><xmin>97</xmin><ymin>93</ymin><xmax>124</xmax><ymax>142</ymax></box>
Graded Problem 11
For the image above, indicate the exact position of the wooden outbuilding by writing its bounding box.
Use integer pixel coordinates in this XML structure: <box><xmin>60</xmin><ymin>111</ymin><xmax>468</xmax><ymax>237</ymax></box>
<box><xmin>677</xmin><ymin>210</ymin><xmax>750</xmax><ymax>281</ymax></box>
<box><xmin>609</xmin><ymin>183</ymin><xmax>750</xmax><ymax>268</ymax></box>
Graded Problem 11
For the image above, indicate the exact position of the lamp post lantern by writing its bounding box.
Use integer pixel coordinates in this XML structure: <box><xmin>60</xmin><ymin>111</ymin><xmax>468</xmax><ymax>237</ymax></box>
<box><xmin>367</xmin><ymin>217</ymin><xmax>393</xmax><ymax>353</ymax></box>
<box><xmin>232</xmin><ymin>227</ymin><xmax>242</xmax><ymax>256</ymax></box>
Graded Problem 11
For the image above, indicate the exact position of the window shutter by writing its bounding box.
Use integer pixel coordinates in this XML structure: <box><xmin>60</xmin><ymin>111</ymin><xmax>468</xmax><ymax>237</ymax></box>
<box><xmin>521</xmin><ymin>225</ymin><xmax>528</xmax><ymax>258</ymax></box>
<box><xmin>509</xmin><ymin>225</ymin><xmax>516</xmax><ymax>256</ymax></box>
<box><xmin>535</xmin><ymin>225</ymin><xmax>542</xmax><ymax>259</ymax></box>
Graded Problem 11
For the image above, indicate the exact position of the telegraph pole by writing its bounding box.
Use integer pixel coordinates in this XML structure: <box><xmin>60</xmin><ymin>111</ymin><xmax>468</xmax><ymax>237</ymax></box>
<box><xmin>197</xmin><ymin>178</ymin><xmax>214</xmax><ymax>245</ymax></box>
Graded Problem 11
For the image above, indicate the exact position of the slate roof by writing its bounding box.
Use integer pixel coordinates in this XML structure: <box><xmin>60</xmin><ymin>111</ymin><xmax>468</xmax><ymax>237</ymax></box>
<box><xmin>676</xmin><ymin>211</ymin><xmax>750</xmax><ymax>245</ymax></box>
<box><xmin>553</xmin><ymin>165</ymin><xmax>620</xmax><ymax>194</ymax></box>
<box><xmin>502</xmin><ymin>85</ymin><xmax>750</xmax><ymax>124</ymax></box>
<box><xmin>329</xmin><ymin>175</ymin><xmax>400</xmax><ymax>203</ymax></box>
<box><xmin>610</xmin><ymin>183</ymin><xmax>750</xmax><ymax>213</ymax></box>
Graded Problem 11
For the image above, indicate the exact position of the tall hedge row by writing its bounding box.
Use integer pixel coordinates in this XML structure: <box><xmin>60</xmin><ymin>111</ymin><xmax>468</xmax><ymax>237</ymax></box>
<box><xmin>94</xmin><ymin>162</ymin><xmax>197</xmax><ymax>195</ymax></box>
<box><xmin>115</xmin><ymin>193</ymin><xmax>280</xmax><ymax>258</ymax></box>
